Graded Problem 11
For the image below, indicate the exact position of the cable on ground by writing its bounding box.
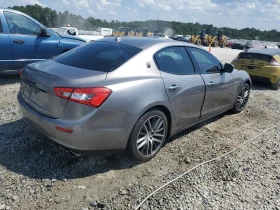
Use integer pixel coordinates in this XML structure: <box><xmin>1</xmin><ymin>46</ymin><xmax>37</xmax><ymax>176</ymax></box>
<box><xmin>135</xmin><ymin>121</ymin><xmax>280</xmax><ymax>210</ymax></box>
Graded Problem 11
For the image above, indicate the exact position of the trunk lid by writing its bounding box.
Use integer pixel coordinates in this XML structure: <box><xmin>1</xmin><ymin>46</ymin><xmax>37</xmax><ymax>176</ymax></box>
<box><xmin>21</xmin><ymin>60</ymin><xmax>107</xmax><ymax>118</ymax></box>
<box><xmin>238</xmin><ymin>52</ymin><xmax>272</xmax><ymax>66</ymax></box>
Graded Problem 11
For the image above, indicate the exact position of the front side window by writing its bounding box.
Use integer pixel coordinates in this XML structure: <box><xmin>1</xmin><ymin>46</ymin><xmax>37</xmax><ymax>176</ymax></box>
<box><xmin>187</xmin><ymin>47</ymin><xmax>221</xmax><ymax>74</ymax></box>
<box><xmin>4</xmin><ymin>11</ymin><xmax>41</xmax><ymax>35</ymax></box>
<box><xmin>154</xmin><ymin>47</ymin><xmax>195</xmax><ymax>75</ymax></box>
<box><xmin>54</xmin><ymin>41</ymin><xmax>142</xmax><ymax>72</ymax></box>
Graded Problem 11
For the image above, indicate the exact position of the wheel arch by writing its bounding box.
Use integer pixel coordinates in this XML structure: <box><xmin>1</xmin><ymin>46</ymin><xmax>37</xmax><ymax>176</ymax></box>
<box><xmin>125</xmin><ymin>103</ymin><xmax>174</xmax><ymax>149</ymax></box>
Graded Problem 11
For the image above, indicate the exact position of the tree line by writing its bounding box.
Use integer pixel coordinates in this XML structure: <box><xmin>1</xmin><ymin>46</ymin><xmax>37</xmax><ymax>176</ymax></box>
<box><xmin>10</xmin><ymin>4</ymin><xmax>280</xmax><ymax>42</ymax></box>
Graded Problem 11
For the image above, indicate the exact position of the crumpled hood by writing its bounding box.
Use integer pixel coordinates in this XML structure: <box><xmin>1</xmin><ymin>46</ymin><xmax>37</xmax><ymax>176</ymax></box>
<box><xmin>57</xmin><ymin>33</ymin><xmax>86</xmax><ymax>42</ymax></box>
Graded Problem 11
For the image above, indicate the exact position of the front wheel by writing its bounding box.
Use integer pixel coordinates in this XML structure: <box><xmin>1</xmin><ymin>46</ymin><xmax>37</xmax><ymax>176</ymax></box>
<box><xmin>126</xmin><ymin>109</ymin><xmax>168</xmax><ymax>162</ymax></box>
<box><xmin>231</xmin><ymin>83</ymin><xmax>250</xmax><ymax>114</ymax></box>
<box><xmin>271</xmin><ymin>79</ymin><xmax>280</xmax><ymax>90</ymax></box>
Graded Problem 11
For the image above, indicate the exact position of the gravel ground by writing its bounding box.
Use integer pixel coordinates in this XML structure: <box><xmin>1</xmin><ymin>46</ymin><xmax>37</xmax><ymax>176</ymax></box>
<box><xmin>0</xmin><ymin>47</ymin><xmax>280</xmax><ymax>210</ymax></box>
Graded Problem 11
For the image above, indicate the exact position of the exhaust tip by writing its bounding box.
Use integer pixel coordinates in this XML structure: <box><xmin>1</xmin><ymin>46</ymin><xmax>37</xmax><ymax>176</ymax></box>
<box><xmin>58</xmin><ymin>146</ymin><xmax>81</xmax><ymax>157</ymax></box>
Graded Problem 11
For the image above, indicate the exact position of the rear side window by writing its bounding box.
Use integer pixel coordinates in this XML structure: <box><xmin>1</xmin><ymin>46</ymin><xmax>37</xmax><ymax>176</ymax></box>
<box><xmin>239</xmin><ymin>53</ymin><xmax>272</xmax><ymax>62</ymax></box>
<box><xmin>154</xmin><ymin>47</ymin><xmax>195</xmax><ymax>75</ymax></box>
<box><xmin>54</xmin><ymin>42</ymin><xmax>142</xmax><ymax>72</ymax></box>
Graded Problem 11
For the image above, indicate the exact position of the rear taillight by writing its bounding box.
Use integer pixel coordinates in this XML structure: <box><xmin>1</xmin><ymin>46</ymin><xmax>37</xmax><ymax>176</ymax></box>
<box><xmin>232</xmin><ymin>54</ymin><xmax>239</xmax><ymax>62</ymax></box>
<box><xmin>54</xmin><ymin>87</ymin><xmax>112</xmax><ymax>108</ymax></box>
<box><xmin>54</xmin><ymin>87</ymin><xmax>74</xmax><ymax>100</ymax></box>
<box><xmin>269</xmin><ymin>58</ymin><xmax>280</xmax><ymax>66</ymax></box>
<box><xmin>20</xmin><ymin>68</ymin><xmax>23</xmax><ymax>78</ymax></box>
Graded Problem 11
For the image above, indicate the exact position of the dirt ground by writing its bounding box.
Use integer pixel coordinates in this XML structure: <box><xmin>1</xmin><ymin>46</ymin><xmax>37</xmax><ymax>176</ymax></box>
<box><xmin>0</xmin><ymin>47</ymin><xmax>279</xmax><ymax>210</ymax></box>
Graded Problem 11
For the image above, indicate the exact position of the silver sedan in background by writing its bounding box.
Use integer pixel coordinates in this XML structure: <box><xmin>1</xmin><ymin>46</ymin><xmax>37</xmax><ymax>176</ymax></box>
<box><xmin>18</xmin><ymin>37</ymin><xmax>251</xmax><ymax>162</ymax></box>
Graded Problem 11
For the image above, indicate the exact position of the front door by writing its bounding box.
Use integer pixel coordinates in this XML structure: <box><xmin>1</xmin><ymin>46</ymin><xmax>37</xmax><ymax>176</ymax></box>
<box><xmin>3</xmin><ymin>11</ymin><xmax>58</xmax><ymax>70</ymax></box>
<box><xmin>187</xmin><ymin>47</ymin><xmax>234</xmax><ymax>119</ymax></box>
<box><xmin>0</xmin><ymin>15</ymin><xmax>12</xmax><ymax>71</ymax></box>
<box><xmin>154</xmin><ymin>46</ymin><xmax>205</xmax><ymax>127</ymax></box>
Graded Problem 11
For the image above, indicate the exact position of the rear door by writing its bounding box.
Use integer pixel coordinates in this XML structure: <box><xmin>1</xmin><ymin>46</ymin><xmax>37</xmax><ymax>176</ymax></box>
<box><xmin>0</xmin><ymin>13</ymin><xmax>13</xmax><ymax>71</ymax></box>
<box><xmin>187</xmin><ymin>47</ymin><xmax>234</xmax><ymax>119</ymax></box>
<box><xmin>154</xmin><ymin>46</ymin><xmax>205</xmax><ymax>127</ymax></box>
<box><xmin>3</xmin><ymin>11</ymin><xmax>58</xmax><ymax>70</ymax></box>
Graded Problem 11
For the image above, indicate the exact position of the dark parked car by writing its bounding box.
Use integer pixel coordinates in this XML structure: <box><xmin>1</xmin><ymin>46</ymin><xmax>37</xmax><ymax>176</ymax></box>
<box><xmin>0</xmin><ymin>8</ymin><xmax>85</xmax><ymax>72</ymax></box>
<box><xmin>18</xmin><ymin>37</ymin><xmax>251</xmax><ymax>162</ymax></box>
<box><xmin>231</xmin><ymin>39</ymin><xmax>248</xmax><ymax>50</ymax></box>
<box><xmin>176</xmin><ymin>36</ymin><xmax>190</xmax><ymax>43</ymax></box>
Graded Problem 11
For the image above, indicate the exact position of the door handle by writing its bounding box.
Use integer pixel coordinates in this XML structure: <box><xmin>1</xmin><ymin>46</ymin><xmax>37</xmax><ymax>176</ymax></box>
<box><xmin>168</xmin><ymin>85</ymin><xmax>179</xmax><ymax>91</ymax></box>
<box><xmin>13</xmin><ymin>40</ymin><xmax>25</xmax><ymax>44</ymax></box>
<box><xmin>207</xmin><ymin>82</ymin><xmax>215</xmax><ymax>86</ymax></box>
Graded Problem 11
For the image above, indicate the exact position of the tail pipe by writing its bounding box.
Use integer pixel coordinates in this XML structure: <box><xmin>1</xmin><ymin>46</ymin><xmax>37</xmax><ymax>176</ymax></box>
<box><xmin>58</xmin><ymin>145</ymin><xmax>81</xmax><ymax>157</ymax></box>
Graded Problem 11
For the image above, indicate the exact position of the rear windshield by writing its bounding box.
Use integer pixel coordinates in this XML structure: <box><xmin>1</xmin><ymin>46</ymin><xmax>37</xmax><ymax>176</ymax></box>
<box><xmin>54</xmin><ymin>41</ymin><xmax>142</xmax><ymax>72</ymax></box>
<box><xmin>239</xmin><ymin>53</ymin><xmax>272</xmax><ymax>62</ymax></box>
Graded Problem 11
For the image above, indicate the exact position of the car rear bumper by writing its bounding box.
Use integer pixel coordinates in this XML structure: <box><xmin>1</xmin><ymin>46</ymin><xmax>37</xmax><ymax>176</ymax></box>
<box><xmin>18</xmin><ymin>93</ymin><xmax>137</xmax><ymax>156</ymax></box>
<box><xmin>231</xmin><ymin>62</ymin><xmax>280</xmax><ymax>84</ymax></box>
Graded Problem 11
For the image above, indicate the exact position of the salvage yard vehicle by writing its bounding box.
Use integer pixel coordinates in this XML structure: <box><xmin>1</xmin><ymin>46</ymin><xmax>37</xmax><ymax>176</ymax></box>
<box><xmin>245</xmin><ymin>40</ymin><xmax>266</xmax><ymax>50</ymax></box>
<box><xmin>231</xmin><ymin>39</ymin><xmax>248</xmax><ymax>50</ymax></box>
<box><xmin>231</xmin><ymin>48</ymin><xmax>280</xmax><ymax>90</ymax></box>
<box><xmin>18</xmin><ymin>37</ymin><xmax>251</xmax><ymax>162</ymax></box>
<box><xmin>208</xmin><ymin>29</ymin><xmax>227</xmax><ymax>48</ymax></box>
<box><xmin>49</xmin><ymin>26</ymin><xmax>109</xmax><ymax>42</ymax></box>
<box><xmin>0</xmin><ymin>8</ymin><xmax>85</xmax><ymax>72</ymax></box>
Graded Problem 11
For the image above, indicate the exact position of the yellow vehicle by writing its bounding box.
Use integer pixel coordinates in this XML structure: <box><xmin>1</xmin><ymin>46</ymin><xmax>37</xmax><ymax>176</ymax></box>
<box><xmin>231</xmin><ymin>48</ymin><xmax>280</xmax><ymax>90</ymax></box>
<box><xmin>208</xmin><ymin>29</ymin><xmax>227</xmax><ymax>48</ymax></box>
<box><xmin>113</xmin><ymin>27</ymin><xmax>134</xmax><ymax>36</ymax></box>
<box><xmin>113</xmin><ymin>27</ymin><xmax>153</xmax><ymax>37</ymax></box>
<box><xmin>191</xmin><ymin>29</ymin><xmax>208</xmax><ymax>45</ymax></box>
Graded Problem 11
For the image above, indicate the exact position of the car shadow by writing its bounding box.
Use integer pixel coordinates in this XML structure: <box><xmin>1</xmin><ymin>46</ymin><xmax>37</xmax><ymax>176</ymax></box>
<box><xmin>0</xmin><ymin>119</ymin><xmax>138</xmax><ymax>180</ymax></box>
<box><xmin>0</xmin><ymin>112</ymin><xmax>236</xmax><ymax>180</ymax></box>
<box><xmin>0</xmin><ymin>74</ymin><xmax>21</xmax><ymax>86</ymax></box>
<box><xmin>166</xmin><ymin>112</ymin><xmax>226</xmax><ymax>144</ymax></box>
<box><xmin>251</xmin><ymin>81</ymin><xmax>273</xmax><ymax>91</ymax></box>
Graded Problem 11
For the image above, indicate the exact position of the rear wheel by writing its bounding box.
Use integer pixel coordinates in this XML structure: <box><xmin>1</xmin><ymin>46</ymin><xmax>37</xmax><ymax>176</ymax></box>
<box><xmin>195</xmin><ymin>39</ymin><xmax>201</xmax><ymax>45</ymax></box>
<box><xmin>221</xmin><ymin>41</ymin><xmax>226</xmax><ymax>48</ymax></box>
<box><xmin>126</xmin><ymin>109</ymin><xmax>168</xmax><ymax>162</ymax></box>
<box><xmin>212</xmin><ymin>41</ymin><xmax>218</xmax><ymax>47</ymax></box>
<box><xmin>271</xmin><ymin>79</ymin><xmax>280</xmax><ymax>90</ymax></box>
<box><xmin>231</xmin><ymin>83</ymin><xmax>250</xmax><ymax>114</ymax></box>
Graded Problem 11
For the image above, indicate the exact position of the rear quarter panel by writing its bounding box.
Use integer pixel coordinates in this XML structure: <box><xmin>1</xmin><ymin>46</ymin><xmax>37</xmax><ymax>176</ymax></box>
<box><xmin>102</xmin><ymin>44</ymin><xmax>177</xmax><ymax>134</ymax></box>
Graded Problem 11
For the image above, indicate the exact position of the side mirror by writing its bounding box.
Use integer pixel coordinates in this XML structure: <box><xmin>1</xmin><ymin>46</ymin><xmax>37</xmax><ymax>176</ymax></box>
<box><xmin>223</xmin><ymin>63</ymin><xmax>234</xmax><ymax>73</ymax></box>
<box><xmin>40</xmin><ymin>27</ymin><xmax>50</xmax><ymax>36</ymax></box>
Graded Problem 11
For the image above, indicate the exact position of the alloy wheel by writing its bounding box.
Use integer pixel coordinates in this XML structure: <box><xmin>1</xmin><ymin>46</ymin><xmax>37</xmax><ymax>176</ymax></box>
<box><xmin>236</xmin><ymin>86</ymin><xmax>250</xmax><ymax>111</ymax></box>
<box><xmin>136</xmin><ymin>115</ymin><xmax>166</xmax><ymax>157</ymax></box>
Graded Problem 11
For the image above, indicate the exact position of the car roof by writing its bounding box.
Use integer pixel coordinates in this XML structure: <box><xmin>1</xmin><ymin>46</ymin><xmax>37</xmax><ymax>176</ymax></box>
<box><xmin>94</xmin><ymin>37</ymin><xmax>193</xmax><ymax>50</ymax></box>
<box><xmin>0</xmin><ymin>8</ymin><xmax>21</xmax><ymax>12</ymax></box>
<box><xmin>244</xmin><ymin>48</ymin><xmax>280</xmax><ymax>56</ymax></box>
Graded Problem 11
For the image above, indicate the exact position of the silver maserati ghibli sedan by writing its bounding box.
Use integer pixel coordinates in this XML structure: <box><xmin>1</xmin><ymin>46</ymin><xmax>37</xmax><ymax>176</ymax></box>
<box><xmin>18</xmin><ymin>37</ymin><xmax>251</xmax><ymax>162</ymax></box>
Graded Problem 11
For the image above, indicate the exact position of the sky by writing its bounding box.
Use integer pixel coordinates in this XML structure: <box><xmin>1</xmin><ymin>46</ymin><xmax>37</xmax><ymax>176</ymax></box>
<box><xmin>1</xmin><ymin>0</ymin><xmax>280</xmax><ymax>31</ymax></box>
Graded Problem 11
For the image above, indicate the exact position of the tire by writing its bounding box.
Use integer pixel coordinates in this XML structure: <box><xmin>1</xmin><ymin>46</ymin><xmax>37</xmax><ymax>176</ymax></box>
<box><xmin>221</xmin><ymin>41</ymin><xmax>226</xmax><ymax>48</ymax></box>
<box><xmin>231</xmin><ymin>83</ymin><xmax>250</xmax><ymax>114</ymax></box>
<box><xmin>126</xmin><ymin>109</ymin><xmax>168</xmax><ymax>162</ymax></box>
<box><xmin>212</xmin><ymin>41</ymin><xmax>218</xmax><ymax>47</ymax></box>
<box><xmin>271</xmin><ymin>79</ymin><xmax>280</xmax><ymax>90</ymax></box>
<box><xmin>195</xmin><ymin>39</ymin><xmax>201</xmax><ymax>45</ymax></box>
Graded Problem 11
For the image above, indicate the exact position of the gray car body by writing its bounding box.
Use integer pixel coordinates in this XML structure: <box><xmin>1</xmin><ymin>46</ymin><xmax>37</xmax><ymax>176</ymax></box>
<box><xmin>17</xmin><ymin>37</ymin><xmax>251</xmax><ymax>156</ymax></box>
